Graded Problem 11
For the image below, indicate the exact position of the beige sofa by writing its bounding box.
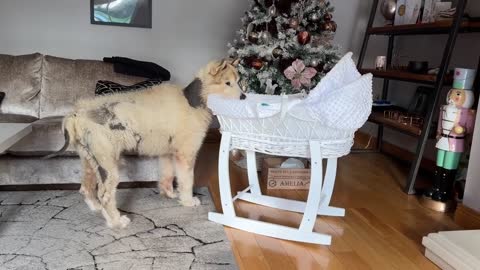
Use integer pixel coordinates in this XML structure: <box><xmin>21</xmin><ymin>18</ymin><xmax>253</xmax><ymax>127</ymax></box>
<box><xmin>0</xmin><ymin>53</ymin><xmax>162</xmax><ymax>185</ymax></box>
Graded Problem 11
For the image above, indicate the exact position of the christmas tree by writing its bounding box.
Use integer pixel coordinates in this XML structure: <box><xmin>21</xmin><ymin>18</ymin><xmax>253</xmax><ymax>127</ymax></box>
<box><xmin>228</xmin><ymin>0</ymin><xmax>340</xmax><ymax>95</ymax></box>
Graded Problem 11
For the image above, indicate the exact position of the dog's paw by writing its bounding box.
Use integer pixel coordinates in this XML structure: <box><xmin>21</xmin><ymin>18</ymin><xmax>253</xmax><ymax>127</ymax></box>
<box><xmin>84</xmin><ymin>198</ymin><xmax>102</xmax><ymax>212</ymax></box>
<box><xmin>180</xmin><ymin>196</ymin><xmax>201</xmax><ymax>207</ymax></box>
<box><xmin>107</xmin><ymin>215</ymin><xmax>131</xmax><ymax>229</ymax></box>
<box><xmin>159</xmin><ymin>178</ymin><xmax>177</xmax><ymax>199</ymax></box>
<box><xmin>118</xmin><ymin>215</ymin><xmax>131</xmax><ymax>228</ymax></box>
<box><xmin>160</xmin><ymin>188</ymin><xmax>178</xmax><ymax>199</ymax></box>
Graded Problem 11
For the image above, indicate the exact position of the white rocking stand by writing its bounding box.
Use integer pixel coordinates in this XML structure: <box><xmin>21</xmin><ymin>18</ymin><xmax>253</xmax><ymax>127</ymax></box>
<box><xmin>208</xmin><ymin>132</ymin><xmax>345</xmax><ymax>245</ymax></box>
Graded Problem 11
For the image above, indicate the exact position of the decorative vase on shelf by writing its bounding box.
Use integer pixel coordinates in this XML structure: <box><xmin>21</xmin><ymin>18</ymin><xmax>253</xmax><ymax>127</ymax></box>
<box><xmin>380</xmin><ymin>0</ymin><xmax>397</xmax><ymax>24</ymax></box>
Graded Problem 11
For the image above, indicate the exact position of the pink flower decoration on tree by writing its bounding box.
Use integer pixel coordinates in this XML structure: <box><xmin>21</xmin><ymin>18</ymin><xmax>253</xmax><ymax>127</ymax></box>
<box><xmin>284</xmin><ymin>59</ymin><xmax>317</xmax><ymax>90</ymax></box>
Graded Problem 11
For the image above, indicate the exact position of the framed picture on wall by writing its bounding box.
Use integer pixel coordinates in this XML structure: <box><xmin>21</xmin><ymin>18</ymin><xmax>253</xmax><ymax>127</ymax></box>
<box><xmin>90</xmin><ymin>0</ymin><xmax>152</xmax><ymax>28</ymax></box>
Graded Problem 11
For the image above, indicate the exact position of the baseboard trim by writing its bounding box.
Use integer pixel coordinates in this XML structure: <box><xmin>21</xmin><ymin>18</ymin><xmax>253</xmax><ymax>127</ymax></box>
<box><xmin>354</xmin><ymin>132</ymin><xmax>435</xmax><ymax>172</ymax></box>
<box><xmin>454</xmin><ymin>204</ymin><xmax>480</xmax><ymax>229</ymax></box>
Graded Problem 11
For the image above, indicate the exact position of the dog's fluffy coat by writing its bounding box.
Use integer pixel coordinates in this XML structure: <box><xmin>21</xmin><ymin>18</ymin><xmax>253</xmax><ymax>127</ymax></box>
<box><xmin>54</xmin><ymin>60</ymin><xmax>242</xmax><ymax>228</ymax></box>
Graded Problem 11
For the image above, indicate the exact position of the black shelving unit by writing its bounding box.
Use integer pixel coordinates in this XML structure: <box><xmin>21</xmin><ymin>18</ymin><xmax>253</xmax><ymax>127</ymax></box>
<box><xmin>357</xmin><ymin>0</ymin><xmax>471</xmax><ymax>194</ymax></box>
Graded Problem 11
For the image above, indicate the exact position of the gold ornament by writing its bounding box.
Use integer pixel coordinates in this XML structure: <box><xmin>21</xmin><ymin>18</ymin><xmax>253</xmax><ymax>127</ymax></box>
<box><xmin>248</xmin><ymin>31</ymin><xmax>259</xmax><ymax>43</ymax></box>
<box><xmin>289</xmin><ymin>18</ymin><xmax>300</xmax><ymax>29</ymax></box>
<box><xmin>272</xmin><ymin>47</ymin><xmax>283</xmax><ymax>58</ymax></box>
<box><xmin>330</xmin><ymin>21</ymin><xmax>337</xmax><ymax>32</ymax></box>
<box><xmin>323</xmin><ymin>21</ymin><xmax>337</xmax><ymax>32</ymax></box>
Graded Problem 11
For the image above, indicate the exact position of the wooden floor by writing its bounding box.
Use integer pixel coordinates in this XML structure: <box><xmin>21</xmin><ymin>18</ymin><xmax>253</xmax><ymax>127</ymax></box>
<box><xmin>204</xmin><ymin>144</ymin><xmax>461</xmax><ymax>270</ymax></box>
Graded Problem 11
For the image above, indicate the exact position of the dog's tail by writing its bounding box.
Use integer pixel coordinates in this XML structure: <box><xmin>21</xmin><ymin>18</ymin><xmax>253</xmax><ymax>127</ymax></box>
<box><xmin>43</xmin><ymin>114</ymin><xmax>78</xmax><ymax>159</ymax></box>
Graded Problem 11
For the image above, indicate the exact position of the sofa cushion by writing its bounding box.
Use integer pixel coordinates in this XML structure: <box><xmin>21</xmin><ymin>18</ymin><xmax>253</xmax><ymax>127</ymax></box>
<box><xmin>40</xmin><ymin>55</ymin><xmax>146</xmax><ymax>118</ymax></box>
<box><xmin>7</xmin><ymin>117</ymin><xmax>76</xmax><ymax>156</ymax></box>
<box><xmin>0</xmin><ymin>53</ymin><xmax>42</xmax><ymax>118</ymax></box>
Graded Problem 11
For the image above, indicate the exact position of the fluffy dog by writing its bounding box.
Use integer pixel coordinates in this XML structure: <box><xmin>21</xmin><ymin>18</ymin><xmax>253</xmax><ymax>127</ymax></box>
<box><xmin>48</xmin><ymin>59</ymin><xmax>243</xmax><ymax>228</ymax></box>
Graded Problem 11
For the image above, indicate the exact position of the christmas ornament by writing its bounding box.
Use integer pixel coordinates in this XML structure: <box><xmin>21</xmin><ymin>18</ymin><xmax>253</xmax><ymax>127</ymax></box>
<box><xmin>320</xmin><ymin>22</ymin><xmax>327</xmax><ymax>31</ymax></box>
<box><xmin>250</xmin><ymin>58</ymin><xmax>264</xmax><ymax>70</ymax></box>
<box><xmin>268</xmin><ymin>4</ymin><xmax>278</xmax><ymax>17</ymax></box>
<box><xmin>311</xmin><ymin>59</ymin><xmax>319</xmax><ymax>67</ymax></box>
<box><xmin>289</xmin><ymin>18</ymin><xmax>300</xmax><ymax>29</ymax></box>
<box><xmin>324</xmin><ymin>13</ymin><xmax>333</xmax><ymax>21</ymax></box>
<box><xmin>309</xmin><ymin>13</ymin><xmax>320</xmax><ymax>22</ymax></box>
<box><xmin>380</xmin><ymin>0</ymin><xmax>397</xmax><ymax>21</ymax></box>
<box><xmin>272</xmin><ymin>47</ymin><xmax>283</xmax><ymax>58</ymax></box>
<box><xmin>323</xmin><ymin>21</ymin><xmax>337</xmax><ymax>32</ymax></box>
<box><xmin>248</xmin><ymin>31</ymin><xmax>259</xmax><ymax>43</ymax></box>
<box><xmin>259</xmin><ymin>31</ymin><xmax>272</xmax><ymax>44</ymax></box>
<box><xmin>284</xmin><ymin>59</ymin><xmax>318</xmax><ymax>90</ymax></box>
<box><xmin>297</xmin><ymin>31</ymin><xmax>311</xmax><ymax>45</ymax></box>
<box><xmin>331</xmin><ymin>21</ymin><xmax>338</xmax><ymax>32</ymax></box>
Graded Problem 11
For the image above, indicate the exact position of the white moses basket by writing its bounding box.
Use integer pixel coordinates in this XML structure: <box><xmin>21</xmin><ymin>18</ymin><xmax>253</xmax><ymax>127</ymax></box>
<box><xmin>207</xmin><ymin>52</ymin><xmax>373</xmax><ymax>245</ymax></box>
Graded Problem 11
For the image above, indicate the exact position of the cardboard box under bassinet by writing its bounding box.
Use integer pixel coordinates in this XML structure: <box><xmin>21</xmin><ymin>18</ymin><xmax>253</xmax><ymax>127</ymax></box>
<box><xmin>261</xmin><ymin>158</ymin><xmax>311</xmax><ymax>190</ymax></box>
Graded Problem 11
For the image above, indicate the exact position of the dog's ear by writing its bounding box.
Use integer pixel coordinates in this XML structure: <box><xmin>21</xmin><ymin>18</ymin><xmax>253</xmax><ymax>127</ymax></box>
<box><xmin>209</xmin><ymin>59</ymin><xmax>228</xmax><ymax>76</ymax></box>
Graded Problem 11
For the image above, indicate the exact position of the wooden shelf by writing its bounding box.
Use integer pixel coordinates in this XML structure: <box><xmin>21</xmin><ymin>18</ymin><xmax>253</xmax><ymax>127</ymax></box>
<box><xmin>368</xmin><ymin>111</ymin><xmax>422</xmax><ymax>137</ymax></box>
<box><xmin>360</xmin><ymin>69</ymin><xmax>453</xmax><ymax>85</ymax></box>
<box><xmin>368</xmin><ymin>21</ymin><xmax>480</xmax><ymax>36</ymax></box>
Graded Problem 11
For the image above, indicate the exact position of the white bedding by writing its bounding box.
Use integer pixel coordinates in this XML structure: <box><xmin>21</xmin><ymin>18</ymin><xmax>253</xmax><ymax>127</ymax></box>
<box><xmin>207</xmin><ymin>52</ymin><xmax>373</xmax><ymax>131</ymax></box>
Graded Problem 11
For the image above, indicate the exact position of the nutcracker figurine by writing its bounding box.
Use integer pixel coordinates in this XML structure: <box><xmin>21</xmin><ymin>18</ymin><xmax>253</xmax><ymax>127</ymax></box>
<box><xmin>425</xmin><ymin>68</ymin><xmax>477</xmax><ymax>202</ymax></box>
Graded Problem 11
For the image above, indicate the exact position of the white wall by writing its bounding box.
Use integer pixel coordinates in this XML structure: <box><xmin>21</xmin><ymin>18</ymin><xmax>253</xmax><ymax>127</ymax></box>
<box><xmin>0</xmin><ymin>0</ymin><xmax>377</xmax><ymax>85</ymax></box>
<box><xmin>0</xmin><ymin>0</ymin><xmax>250</xmax><ymax>85</ymax></box>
